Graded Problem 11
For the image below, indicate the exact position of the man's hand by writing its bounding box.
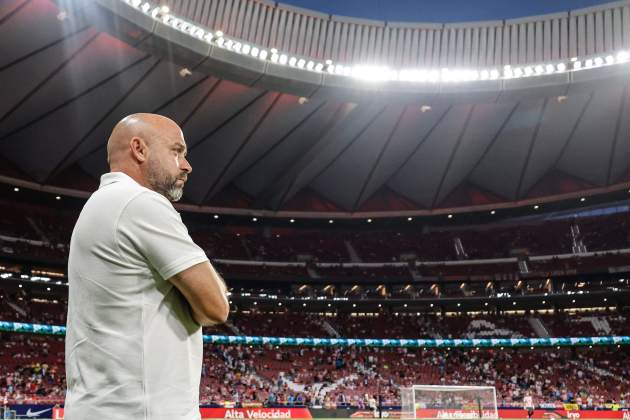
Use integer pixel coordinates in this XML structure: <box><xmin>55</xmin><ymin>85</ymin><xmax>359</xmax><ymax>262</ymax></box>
<box><xmin>169</xmin><ymin>261</ymin><xmax>229</xmax><ymax>326</ymax></box>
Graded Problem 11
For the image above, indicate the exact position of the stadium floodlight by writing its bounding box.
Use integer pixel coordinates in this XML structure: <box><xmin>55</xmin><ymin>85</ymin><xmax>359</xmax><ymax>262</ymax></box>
<box><xmin>400</xmin><ymin>385</ymin><xmax>498</xmax><ymax>420</ymax></box>
<box><xmin>314</xmin><ymin>63</ymin><xmax>324</xmax><ymax>72</ymax></box>
<box><xmin>545</xmin><ymin>64</ymin><xmax>554</xmax><ymax>74</ymax></box>
<box><xmin>258</xmin><ymin>49</ymin><xmax>268</xmax><ymax>60</ymax></box>
<box><xmin>617</xmin><ymin>51</ymin><xmax>629</xmax><ymax>62</ymax></box>
<box><xmin>594</xmin><ymin>56</ymin><xmax>604</xmax><ymax>66</ymax></box>
<box><xmin>480</xmin><ymin>69</ymin><xmax>489</xmax><ymax>80</ymax></box>
<box><xmin>605</xmin><ymin>55</ymin><xmax>615</xmax><ymax>65</ymax></box>
<box><xmin>130</xmin><ymin>0</ymin><xmax>141</xmax><ymax>7</ymax></box>
<box><xmin>270</xmin><ymin>52</ymin><xmax>279</xmax><ymax>63</ymax></box>
<box><xmin>427</xmin><ymin>70</ymin><xmax>439</xmax><ymax>82</ymax></box>
<box><xmin>306</xmin><ymin>61</ymin><xmax>315</xmax><ymax>70</ymax></box>
<box><xmin>249</xmin><ymin>46</ymin><xmax>259</xmax><ymax>57</ymax></box>
<box><xmin>585</xmin><ymin>58</ymin><xmax>594</xmax><ymax>68</ymax></box>
<box><xmin>503</xmin><ymin>67</ymin><xmax>514</xmax><ymax>78</ymax></box>
<box><xmin>241</xmin><ymin>44</ymin><xmax>251</xmax><ymax>55</ymax></box>
<box><xmin>524</xmin><ymin>66</ymin><xmax>533</xmax><ymax>76</ymax></box>
<box><xmin>326</xmin><ymin>64</ymin><xmax>335</xmax><ymax>73</ymax></box>
<box><xmin>278</xmin><ymin>54</ymin><xmax>288</xmax><ymax>65</ymax></box>
<box><xmin>334</xmin><ymin>64</ymin><xmax>344</xmax><ymax>75</ymax></box>
<box><xmin>216</xmin><ymin>37</ymin><xmax>225</xmax><ymax>47</ymax></box>
<box><xmin>557</xmin><ymin>62</ymin><xmax>566</xmax><ymax>72</ymax></box>
<box><xmin>407</xmin><ymin>217</ymin><xmax>413</xmax><ymax>221</ymax></box>
<box><xmin>489</xmin><ymin>69</ymin><xmax>499</xmax><ymax>79</ymax></box>
<box><xmin>297</xmin><ymin>59</ymin><xmax>306</xmax><ymax>68</ymax></box>
<box><xmin>288</xmin><ymin>56</ymin><xmax>297</xmax><ymax>66</ymax></box>
<box><xmin>513</xmin><ymin>67</ymin><xmax>523</xmax><ymax>77</ymax></box>
<box><xmin>140</xmin><ymin>2</ymin><xmax>150</xmax><ymax>13</ymax></box>
<box><xmin>159</xmin><ymin>5</ymin><xmax>169</xmax><ymax>13</ymax></box>
<box><xmin>352</xmin><ymin>65</ymin><xmax>394</xmax><ymax>82</ymax></box>
<box><xmin>232</xmin><ymin>42</ymin><xmax>242</xmax><ymax>53</ymax></box>
<box><xmin>573</xmin><ymin>60</ymin><xmax>582</xmax><ymax>70</ymax></box>
<box><xmin>534</xmin><ymin>65</ymin><xmax>544</xmax><ymax>74</ymax></box>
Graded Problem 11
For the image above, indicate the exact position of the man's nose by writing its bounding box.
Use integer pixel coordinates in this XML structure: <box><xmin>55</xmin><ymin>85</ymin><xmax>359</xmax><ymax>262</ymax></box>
<box><xmin>181</xmin><ymin>157</ymin><xmax>192</xmax><ymax>173</ymax></box>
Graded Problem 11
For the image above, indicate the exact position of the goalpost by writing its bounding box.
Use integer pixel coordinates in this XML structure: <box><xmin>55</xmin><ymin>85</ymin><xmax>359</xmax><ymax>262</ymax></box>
<box><xmin>400</xmin><ymin>385</ymin><xmax>498</xmax><ymax>419</ymax></box>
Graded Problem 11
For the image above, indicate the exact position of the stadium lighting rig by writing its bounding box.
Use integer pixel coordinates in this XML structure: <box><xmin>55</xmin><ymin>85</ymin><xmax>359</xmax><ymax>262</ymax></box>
<box><xmin>123</xmin><ymin>0</ymin><xmax>630</xmax><ymax>86</ymax></box>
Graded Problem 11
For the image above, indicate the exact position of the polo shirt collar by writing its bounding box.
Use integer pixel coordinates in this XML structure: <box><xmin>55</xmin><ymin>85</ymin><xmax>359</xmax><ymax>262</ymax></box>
<box><xmin>99</xmin><ymin>172</ymin><xmax>138</xmax><ymax>188</ymax></box>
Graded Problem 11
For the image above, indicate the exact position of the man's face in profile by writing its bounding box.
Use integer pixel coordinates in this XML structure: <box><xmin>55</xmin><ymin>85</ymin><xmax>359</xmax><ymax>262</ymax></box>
<box><xmin>146</xmin><ymin>131</ymin><xmax>191</xmax><ymax>202</ymax></box>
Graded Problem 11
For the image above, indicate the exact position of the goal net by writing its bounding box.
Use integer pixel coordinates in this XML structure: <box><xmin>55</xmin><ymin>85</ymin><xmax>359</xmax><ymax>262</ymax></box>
<box><xmin>400</xmin><ymin>385</ymin><xmax>498</xmax><ymax>419</ymax></box>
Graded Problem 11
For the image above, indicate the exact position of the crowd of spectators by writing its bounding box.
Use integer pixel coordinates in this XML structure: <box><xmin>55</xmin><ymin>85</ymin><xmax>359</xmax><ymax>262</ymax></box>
<box><xmin>1</xmin><ymin>198</ymin><xmax>630</xmax><ymax>265</ymax></box>
<box><xmin>1</xmin><ymin>332</ymin><xmax>628</xmax><ymax>409</ymax></box>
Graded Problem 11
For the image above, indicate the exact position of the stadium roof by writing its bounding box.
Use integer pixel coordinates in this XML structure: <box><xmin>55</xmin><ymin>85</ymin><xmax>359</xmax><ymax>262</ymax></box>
<box><xmin>1</xmin><ymin>0</ymin><xmax>630</xmax><ymax>218</ymax></box>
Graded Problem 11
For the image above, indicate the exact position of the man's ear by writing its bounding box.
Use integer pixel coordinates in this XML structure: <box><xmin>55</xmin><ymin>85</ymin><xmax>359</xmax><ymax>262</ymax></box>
<box><xmin>130</xmin><ymin>136</ymin><xmax>148</xmax><ymax>163</ymax></box>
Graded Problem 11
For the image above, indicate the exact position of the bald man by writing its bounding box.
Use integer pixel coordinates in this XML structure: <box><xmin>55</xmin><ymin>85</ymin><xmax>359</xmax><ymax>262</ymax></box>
<box><xmin>64</xmin><ymin>114</ymin><xmax>229</xmax><ymax>420</ymax></box>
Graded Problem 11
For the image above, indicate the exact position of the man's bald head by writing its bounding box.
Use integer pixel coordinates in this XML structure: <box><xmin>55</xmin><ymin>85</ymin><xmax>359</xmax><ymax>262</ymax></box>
<box><xmin>106</xmin><ymin>113</ymin><xmax>192</xmax><ymax>201</ymax></box>
<box><xmin>107</xmin><ymin>113</ymin><xmax>183</xmax><ymax>167</ymax></box>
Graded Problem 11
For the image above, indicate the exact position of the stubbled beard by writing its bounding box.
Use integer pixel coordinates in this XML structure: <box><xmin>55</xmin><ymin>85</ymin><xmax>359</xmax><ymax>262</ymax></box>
<box><xmin>147</xmin><ymin>160</ymin><xmax>184</xmax><ymax>202</ymax></box>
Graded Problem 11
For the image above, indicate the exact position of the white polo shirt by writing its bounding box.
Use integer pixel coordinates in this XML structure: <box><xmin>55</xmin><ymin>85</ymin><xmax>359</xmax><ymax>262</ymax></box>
<box><xmin>64</xmin><ymin>172</ymin><xmax>208</xmax><ymax>420</ymax></box>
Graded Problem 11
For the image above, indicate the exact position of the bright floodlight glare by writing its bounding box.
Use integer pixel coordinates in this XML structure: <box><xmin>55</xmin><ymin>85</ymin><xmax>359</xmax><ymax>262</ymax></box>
<box><xmin>250</xmin><ymin>46</ymin><xmax>259</xmax><ymax>57</ymax></box>
<box><xmin>524</xmin><ymin>66</ymin><xmax>533</xmax><ymax>76</ymax></box>
<box><xmin>594</xmin><ymin>56</ymin><xmax>604</xmax><ymax>66</ymax></box>
<box><xmin>314</xmin><ymin>63</ymin><xmax>324</xmax><ymax>72</ymax></box>
<box><xmin>141</xmin><ymin>2</ymin><xmax>150</xmax><ymax>13</ymax></box>
<box><xmin>306</xmin><ymin>61</ymin><xmax>315</xmax><ymax>70</ymax></box>
<box><xmin>503</xmin><ymin>67</ymin><xmax>513</xmax><ymax>78</ymax></box>
<box><xmin>327</xmin><ymin>64</ymin><xmax>335</xmax><ymax>73</ymax></box>
<box><xmin>131</xmin><ymin>0</ymin><xmax>141</xmax><ymax>7</ymax></box>
<box><xmin>232</xmin><ymin>42</ymin><xmax>242</xmax><ymax>53</ymax></box>
<box><xmin>352</xmin><ymin>66</ymin><xmax>392</xmax><ymax>82</ymax></box>
<box><xmin>585</xmin><ymin>58</ymin><xmax>594</xmax><ymax>67</ymax></box>
<box><xmin>160</xmin><ymin>5</ymin><xmax>169</xmax><ymax>13</ymax></box>
<box><xmin>216</xmin><ymin>37</ymin><xmax>225</xmax><ymax>47</ymax></box>
<box><xmin>605</xmin><ymin>55</ymin><xmax>614</xmax><ymax>64</ymax></box>
<box><xmin>258</xmin><ymin>49</ymin><xmax>268</xmax><ymax>60</ymax></box>
<box><xmin>215</xmin><ymin>30</ymin><xmax>223</xmax><ymax>37</ymax></box>
<box><xmin>513</xmin><ymin>67</ymin><xmax>523</xmax><ymax>77</ymax></box>
<box><xmin>297</xmin><ymin>59</ymin><xmax>306</xmax><ymax>68</ymax></box>
<box><xmin>534</xmin><ymin>65</ymin><xmax>544</xmax><ymax>74</ymax></box>
<box><xmin>573</xmin><ymin>60</ymin><xmax>582</xmax><ymax>70</ymax></box>
<box><xmin>545</xmin><ymin>64</ymin><xmax>554</xmax><ymax>74</ymax></box>
<box><xmin>270</xmin><ymin>53</ymin><xmax>279</xmax><ymax>63</ymax></box>
<box><xmin>617</xmin><ymin>51</ymin><xmax>629</xmax><ymax>62</ymax></box>
<box><xmin>556</xmin><ymin>62</ymin><xmax>566</xmax><ymax>72</ymax></box>
<box><xmin>480</xmin><ymin>70</ymin><xmax>489</xmax><ymax>80</ymax></box>
<box><xmin>225</xmin><ymin>39</ymin><xmax>234</xmax><ymax>50</ymax></box>
<box><xmin>334</xmin><ymin>64</ymin><xmax>344</xmax><ymax>75</ymax></box>
<box><xmin>242</xmin><ymin>44</ymin><xmax>251</xmax><ymax>55</ymax></box>
<box><xmin>490</xmin><ymin>69</ymin><xmax>499</xmax><ymax>79</ymax></box>
<box><xmin>278</xmin><ymin>54</ymin><xmax>288</xmax><ymax>65</ymax></box>
<box><xmin>288</xmin><ymin>56</ymin><xmax>297</xmax><ymax>66</ymax></box>
<box><xmin>151</xmin><ymin>7</ymin><xmax>160</xmax><ymax>17</ymax></box>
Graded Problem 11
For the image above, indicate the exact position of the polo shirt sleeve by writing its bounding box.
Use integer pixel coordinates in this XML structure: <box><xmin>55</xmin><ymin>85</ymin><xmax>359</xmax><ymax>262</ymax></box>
<box><xmin>118</xmin><ymin>191</ymin><xmax>209</xmax><ymax>280</ymax></box>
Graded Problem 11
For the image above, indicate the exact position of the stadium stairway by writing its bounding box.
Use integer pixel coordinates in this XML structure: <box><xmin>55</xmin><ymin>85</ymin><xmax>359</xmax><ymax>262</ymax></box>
<box><xmin>344</xmin><ymin>240</ymin><xmax>362</xmax><ymax>263</ymax></box>
<box><xmin>528</xmin><ymin>317</ymin><xmax>550</xmax><ymax>337</ymax></box>
<box><xmin>319</xmin><ymin>319</ymin><xmax>341</xmax><ymax>338</ymax></box>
